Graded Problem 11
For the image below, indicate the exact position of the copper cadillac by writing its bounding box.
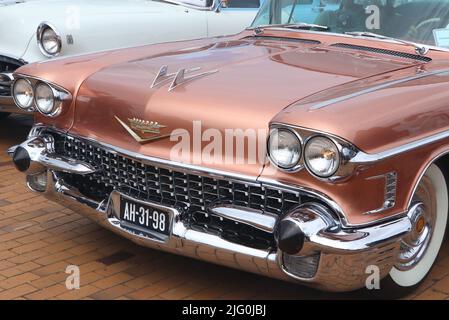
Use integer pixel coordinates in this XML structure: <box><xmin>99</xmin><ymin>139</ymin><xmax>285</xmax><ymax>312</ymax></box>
<box><xmin>8</xmin><ymin>0</ymin><xmax>449</xmax><ymax>293</ymax></box>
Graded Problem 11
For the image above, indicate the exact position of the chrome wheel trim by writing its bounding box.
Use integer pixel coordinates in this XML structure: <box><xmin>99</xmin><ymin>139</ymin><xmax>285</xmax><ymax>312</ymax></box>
<box><xmin>390</xmin><ymin>164</ymin><xmax>448</xmax><ymax>287</ymax></box>
<box><xmin>395</xmin><ymin>175</ymin><xmax>436</xmax><ymax>271</ymax></box>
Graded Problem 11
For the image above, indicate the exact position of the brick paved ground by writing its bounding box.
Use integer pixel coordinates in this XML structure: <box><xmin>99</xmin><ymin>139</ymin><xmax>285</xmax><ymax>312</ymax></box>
<box><xmin>1</xmin><ymin>115</ymin><xmax>449</xmax><ymax>300</ymax></box>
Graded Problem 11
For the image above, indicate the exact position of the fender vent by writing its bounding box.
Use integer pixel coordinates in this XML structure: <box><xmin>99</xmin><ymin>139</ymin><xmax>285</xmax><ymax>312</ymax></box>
<box><xmin>330</xmin><ymin>43</ymin><xmax>432</xmax><ymax>62</ymax></box>
<box><xmin>244</xmin><ymin>36</ymin><xmax>321</xmax><ymax>45</ymax></box>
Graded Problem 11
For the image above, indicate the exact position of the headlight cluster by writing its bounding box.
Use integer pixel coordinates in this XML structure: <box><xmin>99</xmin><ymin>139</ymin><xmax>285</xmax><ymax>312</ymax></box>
<box><xmin>268</xmin><ymin>127</ymin><xmax>346</xmax><ymax>179</ymax></box>
<box><xmin>12</xmin><ymin>77</ymin><xmax>70</xmax><ymax>117</ymax></box>
<box><xmin>37</xmin><ymin>22</ymin><xmax>62</xmax><ymax>57</ymax></box>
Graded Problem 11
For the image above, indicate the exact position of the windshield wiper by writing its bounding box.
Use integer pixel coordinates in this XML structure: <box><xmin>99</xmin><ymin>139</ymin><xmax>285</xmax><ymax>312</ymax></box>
<box><xmin>252</xmin><ymin>23</ymin><xmax>330</xmax><ymax>35</ymax></box>
<box><xmin>345</xmin><ymin>31</ymin><xmax>429</xmax><ymax>56</ymax></box>
<box><xmin>283</xmin><ymin>23</ymin><xmax>330</xmax><ymax>31</ymax></box>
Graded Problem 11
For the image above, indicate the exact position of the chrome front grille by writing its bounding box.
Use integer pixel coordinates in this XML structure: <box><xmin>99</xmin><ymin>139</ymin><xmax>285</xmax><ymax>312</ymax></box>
<box><xmin>0</xmin><ymin>55</ymin><xmax>24</xmax><ymax>96</ymax></box>
<box><xmin>51</xmin><ymin>132</ymin><xmax>313</xmax><ymax>250</ymax></box>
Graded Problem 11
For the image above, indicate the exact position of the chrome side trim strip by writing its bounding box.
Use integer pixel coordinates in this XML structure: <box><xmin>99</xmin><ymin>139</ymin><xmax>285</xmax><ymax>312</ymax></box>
<box><xmin>350</xmin><ymin>130</ymin><xmax>449</xmax><ymax>163</ymax></box>
<box><xmin>309</xmin><ymin>68</ymin><xmax>449</xmax><ymax>110</ymax></box>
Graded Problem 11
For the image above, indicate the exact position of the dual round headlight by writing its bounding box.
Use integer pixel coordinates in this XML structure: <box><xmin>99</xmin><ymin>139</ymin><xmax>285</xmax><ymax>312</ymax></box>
<box><xmin>12</xmin><ymin>78</ymin><xmax>34</xmax><ymax>110</ymax></box>
<box><xmin>34</xmin><ymin>82</ymin><xmax>56</xmax><ymax>115</ymax></box>
<box><xmin>37</xmin><ymin>23</ymin><xmax>62</xmax><ymax>57</ymax></box>
<box><xmin>268</xmin><ymin>129</ymin><xmax>341</xmax><ymax>178</ymax></box>
<box><xmin>304</xmin><ymin>136</ymin><xmax>340</xmax><ymax>178</ymax></box>
<box><xmin>268</xmin><ymin>129</ymin><xmax>302</xmax><ymax>170</ymax></box>
<box><xmin>12</xmin><ymin>79</ymin><xmax>63</xmax><ymax>116</ymax></box>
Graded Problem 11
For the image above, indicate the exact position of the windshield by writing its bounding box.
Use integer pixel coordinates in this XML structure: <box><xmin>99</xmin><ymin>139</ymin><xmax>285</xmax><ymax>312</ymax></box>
<box><xmin>251</xmin><ymin>0</ymin><xmax>449</xmax><ymax>48</ymax></box>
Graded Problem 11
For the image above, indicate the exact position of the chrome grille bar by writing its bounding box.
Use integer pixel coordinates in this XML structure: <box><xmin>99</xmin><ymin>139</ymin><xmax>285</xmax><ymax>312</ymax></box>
<box><xmin>48</xmin><ymin>131</ymin><xmax>321</xmax><ymax>250</ymax></box>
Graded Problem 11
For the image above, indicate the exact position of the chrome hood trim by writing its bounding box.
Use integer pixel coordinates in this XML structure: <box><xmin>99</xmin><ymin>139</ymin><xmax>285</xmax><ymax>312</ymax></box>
<box><xmin>309</xmin><ymin>68</ymin><xmax>449</xmax><ymax>111</ymax></box>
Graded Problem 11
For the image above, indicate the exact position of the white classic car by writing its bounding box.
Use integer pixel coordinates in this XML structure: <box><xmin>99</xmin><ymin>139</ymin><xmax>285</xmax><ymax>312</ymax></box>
<box><xmin>0</xmin><ymin>0</ymin><xmax>262</xmax><ymax>117</ymax></box>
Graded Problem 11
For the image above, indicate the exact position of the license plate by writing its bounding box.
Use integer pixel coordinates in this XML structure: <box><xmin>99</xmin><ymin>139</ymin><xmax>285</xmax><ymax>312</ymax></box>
<box><xmin>120</xmin><ymin>196</ymin><xmax>171</xmax><ymax>236</ymax></box>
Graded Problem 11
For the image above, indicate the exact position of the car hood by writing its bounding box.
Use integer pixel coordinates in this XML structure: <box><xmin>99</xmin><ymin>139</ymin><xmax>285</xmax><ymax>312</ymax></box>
<box><xmin>0</xmin><ymin>0</ymin><xmax>35</xmax><ymax>6</ymax></box>
<box><xmin>68</xmin><ymin>36</ymin><xmax>425</xmax><ymax>177</ymax></box>
<box><xmin>1</xmin><ymin>0</ymin><xmax>182</xmax><ymax>14</ymax></box>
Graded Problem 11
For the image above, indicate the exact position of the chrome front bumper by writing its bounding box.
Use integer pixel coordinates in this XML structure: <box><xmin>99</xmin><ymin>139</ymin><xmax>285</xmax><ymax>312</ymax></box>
<box><xmin>9</xmin><ymin>133</ymin><xmax>417</xmax><ymax>292</ymax></box>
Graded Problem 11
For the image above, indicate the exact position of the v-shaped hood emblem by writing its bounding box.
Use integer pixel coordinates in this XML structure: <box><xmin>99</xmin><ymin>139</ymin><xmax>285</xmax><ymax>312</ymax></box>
<box><xmin>150</xmin><ymin>65</ymin><xmax>218</xmax><ymax>92</ymax></box>
<box><xmin>115</xmin><ymin>116</ymin><xmax>173</xmax><ymax>144</ymax></box>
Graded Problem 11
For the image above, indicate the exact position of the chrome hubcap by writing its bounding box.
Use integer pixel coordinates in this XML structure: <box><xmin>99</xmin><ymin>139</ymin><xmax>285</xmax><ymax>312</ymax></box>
<box><xmin>395</xmin><ymin>176</ymin><xmax>437</xmax><ymax>271</ymax></box>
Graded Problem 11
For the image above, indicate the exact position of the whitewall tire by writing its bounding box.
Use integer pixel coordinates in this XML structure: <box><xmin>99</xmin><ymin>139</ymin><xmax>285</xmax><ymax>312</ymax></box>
<box><xmin>389</xmin><ymin>164</ymin><xmax>448</xmax><ymax>288</ymax></box>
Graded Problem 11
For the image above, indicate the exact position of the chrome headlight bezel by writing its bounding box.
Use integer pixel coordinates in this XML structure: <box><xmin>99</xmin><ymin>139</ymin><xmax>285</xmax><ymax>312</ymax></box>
<box><xmin>37</xmin><ymin>22</ymin><xmax>62</xmax><ymax>58</ymax></box>
<box><xmin>267</xmin><ymin>128</ymin><xmax>303</xmax><ymax>171</ymax></box>
<box><xmin>11</xmin><ymin>75</ymin><xmax>71</xmax><ymax>117</ymax></box>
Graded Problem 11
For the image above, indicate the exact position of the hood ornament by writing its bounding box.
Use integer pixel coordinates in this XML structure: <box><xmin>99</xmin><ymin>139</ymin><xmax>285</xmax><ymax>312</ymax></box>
<box><xmin>128</xmin><ymin>117</ymin><xmax>166</xmax><ymax>134</ymax></box>
<box><xmin>151</xmin><ymin>65</ymin><xmax>218</xmax><ymax>92</ymax></box>
<box><xmin>115</xmin><ymin>116</ymin><xmax>173</xmax><ymax>144</ymax></box>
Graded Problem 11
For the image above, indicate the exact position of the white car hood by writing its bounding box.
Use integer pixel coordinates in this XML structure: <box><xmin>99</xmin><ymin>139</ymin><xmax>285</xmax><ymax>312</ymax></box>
<box><xmin>0</xmin><ymin>0</ymin><xmax>26</xmax><ymax>6</ymax></box>
<box><xmin>0</xmin><ymin>0</ymin><xmax>201</xmax><ymax>60</ymax></box>
<box><xmin>1</xmin><ymin>0</ymin><xmax>184</xmax><ymax>14</ymax></box>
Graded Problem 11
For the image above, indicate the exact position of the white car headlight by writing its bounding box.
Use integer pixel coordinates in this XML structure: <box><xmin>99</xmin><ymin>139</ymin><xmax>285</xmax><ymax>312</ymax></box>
<box><xmin>34</xmin><ymin>82</ymin><xmax>56</xmax><ymax>115</ymax></box>
<box><xmin>305</xmin><ymin>136</ymin><xmax>340</xmax><ymax>178</ymax></box>
<box><xmin>37</xmin><ymin>23</ymin><xmax>61</xmax><ymax>57</ymax></box>
<box><xmin>268</xmin><ymin>128</ymin><xmax>302</xmax><ymax>170</ymax></box>
<box><xmin>12</xmin><ymin>78</ymin><xmax>34</xmax><ymax>110</ymax></box>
